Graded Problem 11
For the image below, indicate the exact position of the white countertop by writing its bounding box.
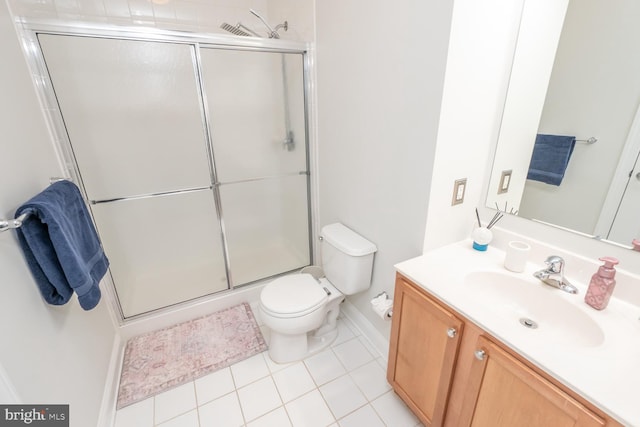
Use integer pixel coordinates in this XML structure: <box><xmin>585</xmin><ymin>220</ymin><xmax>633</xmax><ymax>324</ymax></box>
<box><xmin>395</xmin><ymin>240</ymin><xmax>640</xmax><ymax>426</ymax></box>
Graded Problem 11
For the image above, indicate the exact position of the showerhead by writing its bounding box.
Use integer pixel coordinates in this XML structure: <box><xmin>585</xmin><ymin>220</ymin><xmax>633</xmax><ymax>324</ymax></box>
<box><xmin>249</xmin><ymin>9</ymin><xmax>275</xmax><ymax>34</ymax></box>
<box><xmin>249</xmin><ymin>8</ymin><xmax>287</xmax><ymax>39</ymax></box>
<box><xmin>221</xmin><ymin>11</ymin><xmax>288</xmax><ymax>39</ymax></box>
<box><xmin>220</xmin><ymin>22</ymin><xmax>260</xmax><ymax>37</ymax></box>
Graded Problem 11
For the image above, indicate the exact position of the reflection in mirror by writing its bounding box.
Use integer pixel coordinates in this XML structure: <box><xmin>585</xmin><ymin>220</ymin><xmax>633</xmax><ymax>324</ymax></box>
<box><xmin>487</xmin><ymin>0</ymin><xmax>640</xmax><ymax>249</ymax></box>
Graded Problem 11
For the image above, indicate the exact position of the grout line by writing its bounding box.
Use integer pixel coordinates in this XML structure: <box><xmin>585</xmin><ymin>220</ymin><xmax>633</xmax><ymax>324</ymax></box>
<box><xmin>346</xmin><ymin>362</ymin><xmax>388</xmax><ymax>404</ymax></box>
<box><xmin>234</xmin><ymin>389</ymin><xmax>248</xmax><ymax>426</ymax></box>
<box><xmin>282</xmin><ymin>403</ymin><xmax>295</xmax><ymax>427</ymax></box>
<box><xmin>193</xmin><ymin>382</ymin><xmax>201</xmax><ymax>427</ymax></box>
<box><xmin>333</xmin><ymin>402</ymin><xmax>371</xmax><ymax>425</ymax></box>
<box><xmin>368</xmin><ymin>395</ymin><xmax>387</xmax><ymax>426</ymax></box>
<box><xmin>152</xmin><ymin>381</ymin><xmax>198</xmax><ymax>426</ymax></box>
<box><xmin>338</xmin><ymin>314</ymin><xmax>361</xmax><ymax>336</ymax></box>
<box><xmin>301</xmin><ymin>355</ymin><xmax>321</xmax><ymax>389</ymax></box>
<box><xmin>269</xmin><ymin>368</ymin><xmax>286</xmax><ymax>408</ymax></box>
<box><xmin>303</xmin><ymin>387</ymin><xmax>337</xmax><ymax>426</ymax></box>
<box><xmin>192</xmin><ymin>379</ymin><xmax>202</xmax><ymax>407</ymax></box>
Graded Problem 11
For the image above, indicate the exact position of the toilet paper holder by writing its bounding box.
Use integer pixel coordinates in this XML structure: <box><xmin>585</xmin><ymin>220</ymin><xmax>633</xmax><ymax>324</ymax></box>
<box><xmin>371</xmin><ymin>291</ymin><xmax>393</xmax><ymax>319</ymax></box>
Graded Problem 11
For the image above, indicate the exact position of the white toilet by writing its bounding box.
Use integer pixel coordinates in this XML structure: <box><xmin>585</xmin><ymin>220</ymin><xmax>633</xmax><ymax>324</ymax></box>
<box><xmin>259</xmin><ymin>223</ymin><xmax>377</xmax><ymax>363</ymax></box>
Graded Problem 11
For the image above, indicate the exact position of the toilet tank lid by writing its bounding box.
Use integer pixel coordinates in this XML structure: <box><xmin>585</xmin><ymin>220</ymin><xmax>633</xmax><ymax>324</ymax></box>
<box><xmin>321</xmin><ymin>223</ymin><xmax>377</xmax><ymax>256</ymax></box>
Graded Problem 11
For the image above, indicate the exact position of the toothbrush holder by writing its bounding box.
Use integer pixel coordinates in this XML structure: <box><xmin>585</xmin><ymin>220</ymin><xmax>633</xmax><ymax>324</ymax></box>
<box><xmin>471</xmin><ymin>227</ymin><xmax>493</xmax><ymax>251</ymax></box>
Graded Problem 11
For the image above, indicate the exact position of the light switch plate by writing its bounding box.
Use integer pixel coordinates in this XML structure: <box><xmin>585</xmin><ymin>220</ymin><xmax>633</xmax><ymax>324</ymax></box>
<box><xmin>452</xmin><ymin>178</ymin><xmax>467</xmax><ymax>205</ymax></box>
<box><xmin>498</xmin><ymin>170</ymin><xmax>512</xmax><ymax>194</ymax></box>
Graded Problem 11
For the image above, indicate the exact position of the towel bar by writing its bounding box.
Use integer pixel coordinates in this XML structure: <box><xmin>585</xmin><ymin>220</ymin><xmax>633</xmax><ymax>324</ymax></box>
<box><xmin>0</xmin><ymin>177</ymin><xmax>70</xmax><ymax>233</ymax></box>
<box><xmin>0</xmin><ymin>213</ymin><xmax>29</xmax><ymax>233</ymax></box>
<box><xmin>576</xmin><ymin>137</ymin><xmax>597</xmax><ymax>144</ymax></box>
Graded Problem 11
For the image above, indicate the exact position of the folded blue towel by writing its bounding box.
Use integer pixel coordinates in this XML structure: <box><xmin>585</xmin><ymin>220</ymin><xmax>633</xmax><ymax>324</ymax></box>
<box><xmin>15</xmin><ymin>181</ymin><xmax>109</xmax><ymax>310</ymax></box>
<box><xmin>526</xmin><ymin>134</ymin><xmax>576</xmax><ymax>186</ymax></box>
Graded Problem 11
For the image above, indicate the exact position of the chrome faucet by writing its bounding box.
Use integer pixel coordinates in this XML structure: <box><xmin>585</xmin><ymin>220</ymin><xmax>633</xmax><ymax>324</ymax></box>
<box><xmin>533</xmin><ymin>256</ymin><xmax>578</xmax><ymax>294</ymax></box>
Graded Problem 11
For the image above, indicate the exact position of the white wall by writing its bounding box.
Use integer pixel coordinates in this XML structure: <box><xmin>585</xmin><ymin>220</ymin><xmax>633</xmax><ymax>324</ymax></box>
<box><xmin>423</xmin><ymin>0</ymin><xmax>526</xmax><ymax>251</ymax></box>
<box><xmin>0</xmin><ymin>2</ymin><xmax>117</xmax><ymax>426</ymax></box>
<box><xmin>0</xmin><ymin>362</ymin><xmax>19</xmax><ymax>403</ymax></box>
<box><xmin>315</xmin><ymin>0</ymin><xmax>454</xmax><ymax>336</ymax></box>
<box><xmin>267</xmin><ymin>0</ymin><xmax>315</xmax><ymax>42</ymax></box>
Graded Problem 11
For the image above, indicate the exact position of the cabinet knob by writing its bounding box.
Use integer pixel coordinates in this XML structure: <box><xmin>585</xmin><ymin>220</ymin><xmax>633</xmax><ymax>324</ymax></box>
<box><xmin>447</xmin><ymin>327</ymin><xmax>457</xmax><ymax>338</ymax></box>
<box><xmin>474</xmin><ymin>349</ymin><xmax>486</xmax><ymax>361</ymax></box>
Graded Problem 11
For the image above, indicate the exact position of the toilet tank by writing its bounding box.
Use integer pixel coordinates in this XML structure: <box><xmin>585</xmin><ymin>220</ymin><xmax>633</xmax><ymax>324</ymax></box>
<box><xmin>321</xmin><ymin>223</ymin><xmax>377</xmax><ymax>295</ymax></box>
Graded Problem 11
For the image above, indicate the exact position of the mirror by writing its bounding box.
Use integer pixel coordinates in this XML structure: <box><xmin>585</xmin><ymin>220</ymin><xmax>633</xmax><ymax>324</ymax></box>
<box><xmin>486</xmin><ymin>0</ymin><xmax>640</xmax><ymax>249</ymax></box>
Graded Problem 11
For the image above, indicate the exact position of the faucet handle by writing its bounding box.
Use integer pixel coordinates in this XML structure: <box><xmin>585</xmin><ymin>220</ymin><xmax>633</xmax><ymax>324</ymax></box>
<box><xmin>544</xmin><ymin>256</ymin><xmax>564</xmax><ymax>273</ymax></box>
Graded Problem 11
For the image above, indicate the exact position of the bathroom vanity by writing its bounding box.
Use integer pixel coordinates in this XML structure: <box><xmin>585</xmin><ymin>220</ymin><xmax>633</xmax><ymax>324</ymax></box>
<box><xmin>387</xmin><ymin>240</ymin><xmax>639</xmax><ymax>426</ymax></box>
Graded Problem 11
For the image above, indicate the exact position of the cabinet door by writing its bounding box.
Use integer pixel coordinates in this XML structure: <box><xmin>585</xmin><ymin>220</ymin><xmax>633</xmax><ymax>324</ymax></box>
<box><xmin>462</xmin><ymin>336</ymin><xmax>605</xmax><ymax>427</ymax></box>
<box><xmin>387</xmin><ymin>276</ymin><xmax>463</xmax><ymax>426</ymax></box>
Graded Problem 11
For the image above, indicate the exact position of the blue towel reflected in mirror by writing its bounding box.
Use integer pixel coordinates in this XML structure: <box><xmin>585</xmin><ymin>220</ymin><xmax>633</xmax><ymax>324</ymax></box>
<box><xmin>527</xmin><ymin>134</ymin><xmax>576</xmax><ymax>186</ymax></box>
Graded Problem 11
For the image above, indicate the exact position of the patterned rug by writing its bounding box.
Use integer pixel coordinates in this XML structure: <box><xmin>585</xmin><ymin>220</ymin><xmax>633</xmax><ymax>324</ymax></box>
<box><xmin>116</xmin><ymin>302</ymin><xmax>267</xmax><ymax>409</ymax></box>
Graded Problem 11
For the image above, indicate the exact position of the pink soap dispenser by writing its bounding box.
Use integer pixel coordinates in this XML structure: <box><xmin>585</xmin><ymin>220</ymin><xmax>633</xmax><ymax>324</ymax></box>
<box><xmin>584</xmin><ymin>257</ymin><xmax>619</xmax><ymax>310</ymax></box>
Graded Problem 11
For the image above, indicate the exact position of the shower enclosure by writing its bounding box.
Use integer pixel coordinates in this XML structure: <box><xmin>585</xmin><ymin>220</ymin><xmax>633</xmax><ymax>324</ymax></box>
<box><xmin>28</xmin><ymin>25</ymin><xmax>312</xmax><ymax>319</ymax></box>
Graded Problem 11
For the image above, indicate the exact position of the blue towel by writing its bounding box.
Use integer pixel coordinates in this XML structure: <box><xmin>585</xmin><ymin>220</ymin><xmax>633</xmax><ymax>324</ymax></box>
<box><xmin>15</xmin><ymin>181</ymin><xmax>109</xmax><ymax>311</ymax></box>
<box><xmin>526</xmin><ymin>134</ymin><xmax>576</xmax><ymax>186</ymax></box>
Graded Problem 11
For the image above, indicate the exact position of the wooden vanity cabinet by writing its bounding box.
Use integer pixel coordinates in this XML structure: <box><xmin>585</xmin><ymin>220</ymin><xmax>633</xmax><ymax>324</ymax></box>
<box><xmin>459</xmin><ymin>335</ymin><xmax>605</xmax><ymax>427</ymax></box>
<box><xmin>387</xmin><ymin>273</ymin><xmax>621</xmax><ymax>427</ymax></box>
<box><xmin>386</xmin><ymin>275</ymin><xmax>463</xmax><ymax>426</ymax></box>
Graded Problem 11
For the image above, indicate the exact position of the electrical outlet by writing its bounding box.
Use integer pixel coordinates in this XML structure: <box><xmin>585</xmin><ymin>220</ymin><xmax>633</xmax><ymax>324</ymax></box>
<box><xmin>498</xmin><ymin>170</ymin><xmax>512</xmax><ymax>194</ymax></box>
<box><xmin>452</xmin><ymin>178</ymin><xmax>467</xmax><ymax>205</ymax></box>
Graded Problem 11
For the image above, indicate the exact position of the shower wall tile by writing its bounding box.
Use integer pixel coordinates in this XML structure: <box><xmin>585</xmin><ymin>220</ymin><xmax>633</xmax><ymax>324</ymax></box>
<box><xmin>77</xmin><ymin>0</ymin><xmax>105</xmax><ymax>16</ymax></box>
<box><xmin>17</xmin><ymin>0</ymin><xmax>54</xmax><ymax>6</ymax></box>
<box><xmin>207</xmin><ymin>8</ymin><xmax>256</xmax><ymax>33</ymax></box>
<box><xmin>104</xmin><ymin>0</ymin><xmax>132</xmax><ymax>20</ymax></box>
<box><xmin>151</xmin><ymin>2</ymin><xmax>176</xmax><ymax>22</ymax></box>
<box><xmin>127</xmin><ymin>0</ymin><xmax>154</xmax><ymax>20</ymax></box>
<box><xmin>268</xmin><ymin>0</ymin><xmax>315</xmax><ymax>41</ymax></box>
<box><xmin>196</xmin><ymin>3</ymin><xmax>227</xmax><ymax>30</ymax></box>
<box><xmin>11</xmin><ymin>0</ymin><xmax>55</xmax><ymax>17</ymax></box>
<box><xmin>172</xmin><ymin>1</ymin><xmax>199</xmax><ymax>26</ymax></box>
<box><xmin>211</xmin><ymin>0</ymin><xmax>249</xmax><ymax>7</ymax></box>
<box><xmin>52</xmin><ymin>0</ymin><xmax>79</xmax><ymax>14</ymax></box>
<box><xmin>9</xmin><ymin>0</ymin><xmax>313</xmax><ymax>40</ymax></box>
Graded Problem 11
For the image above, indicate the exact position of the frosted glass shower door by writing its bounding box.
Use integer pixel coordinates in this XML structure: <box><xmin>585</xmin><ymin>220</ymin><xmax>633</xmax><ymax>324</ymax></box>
<box><xmin>38</xmin><ymin>35</ymin><xmax>212</xmax><ymax>200</ymax></box>
<box><xmin>90</xmin><ymin>192</ymin><xmax>227</xmax><ymax>317</ymax></box>
<box><xmin>200</xmin><ymin>48</ymin><xmax>310</xmax><ymax>286</ymax></box>
<box><xmin>39</xmin><ymin>34</ymin><xmax>228</xmax><ymax>317</ymax></box>
<box><xmin>219</xmin><ymin>176</ymin><xmax>310</xmax><ymax>286</ymax></box>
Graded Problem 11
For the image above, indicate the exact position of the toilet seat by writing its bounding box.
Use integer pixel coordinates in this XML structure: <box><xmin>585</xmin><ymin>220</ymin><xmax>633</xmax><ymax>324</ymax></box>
<box><xmin>260</xmin><ymin>274</ymin><xmax>329</xmax><ymax>318</ymax></box>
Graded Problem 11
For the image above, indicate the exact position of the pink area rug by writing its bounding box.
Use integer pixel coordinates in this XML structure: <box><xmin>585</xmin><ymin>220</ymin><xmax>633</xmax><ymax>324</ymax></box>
<box><xmin>116</xmin><ymin>302</ymin><xmax>267</xmax><ymax>409</ymax></box>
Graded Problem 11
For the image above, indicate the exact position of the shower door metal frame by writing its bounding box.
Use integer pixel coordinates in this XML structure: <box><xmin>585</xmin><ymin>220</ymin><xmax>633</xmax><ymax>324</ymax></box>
<box><xmin>19</xmin><ymin>20</ymin><xmax>315</xmax><ymax>323</ymax></box>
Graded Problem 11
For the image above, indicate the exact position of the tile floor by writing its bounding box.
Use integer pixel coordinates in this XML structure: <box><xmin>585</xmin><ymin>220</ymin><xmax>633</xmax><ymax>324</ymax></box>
<box><xmin>114</xmin><ymin>312</ymin><xmax>422</xmax><ymax>427</ymax></box>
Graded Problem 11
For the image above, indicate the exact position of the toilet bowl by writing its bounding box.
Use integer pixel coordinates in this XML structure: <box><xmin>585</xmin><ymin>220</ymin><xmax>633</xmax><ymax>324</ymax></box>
<box><xmin>260</xmin><ymin>275</ymin><xmax>344</xmax><ymax>363</ymax></box>
<box><xmin>259</xmin><ymin>223</ymin><xmax>377</xmax><ymax>363</ymax></box>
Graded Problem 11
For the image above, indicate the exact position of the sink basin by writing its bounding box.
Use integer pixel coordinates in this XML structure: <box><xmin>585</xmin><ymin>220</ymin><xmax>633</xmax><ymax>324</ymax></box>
<box><xmin>464</xmin><ymin>271</ymin><xmax>605</xmax><ymax>347</ymax></box>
